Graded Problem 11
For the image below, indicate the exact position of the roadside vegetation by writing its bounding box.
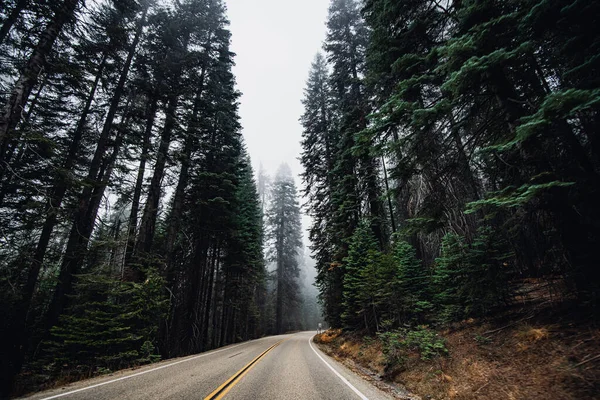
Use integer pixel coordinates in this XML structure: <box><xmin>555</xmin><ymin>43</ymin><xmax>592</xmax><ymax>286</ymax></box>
<box><xmin>316</xmin><ymin>295</ymin><xmax>600</xmax><ymax>399</ymax></box>
<box><xmin>302</xmin><ymin>0</ymin><xmax>600</xmax><ymax>398</ymax></box>
<box><xmin>0</xmin><ymin>1</ymin><xmax>317</xmax><ymax>397</ymax></box>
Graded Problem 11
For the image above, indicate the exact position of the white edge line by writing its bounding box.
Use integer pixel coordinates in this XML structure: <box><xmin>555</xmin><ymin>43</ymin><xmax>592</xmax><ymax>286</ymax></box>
<box><xmin>308</xmin><ymin>335</ymin><xmax>369</xmax><ymax>400</ymax></box>
<box><xmin>36</xmin><ymin>340</ymin><xmax>253</xmax><ymax>400</ymax></box>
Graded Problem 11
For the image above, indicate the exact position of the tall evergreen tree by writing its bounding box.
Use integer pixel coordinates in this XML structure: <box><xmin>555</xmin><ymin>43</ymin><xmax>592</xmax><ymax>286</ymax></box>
<box><xmin>303</xmin><ymin>0</ymin><xmax>600</xmax><ymax>330</ymax></box>
<box><xmin>266</xmin><ymin>165</ymin><xmax>303</xmax><ymax>334</ymax></box>
<box><xmin>0</xmin><ymin>1</ymin><xmax>267</xmax><ymax>395</ymax></box>
<box><xmin>300</xmin><ymin>53</ymin><xmax>340</xmax><ymax>326</ymax></box>
<box><xmin>341</xmin><ymin>219</ymin><xmax>383</xmax><ymax>332</ymax></box>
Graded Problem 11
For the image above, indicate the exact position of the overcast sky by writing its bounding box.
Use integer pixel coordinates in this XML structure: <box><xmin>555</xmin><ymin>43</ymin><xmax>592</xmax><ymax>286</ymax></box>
<box><xmin>224</xmin><ymin>0</ymin><xmax>329</xmax><ymax>182</ymax></box>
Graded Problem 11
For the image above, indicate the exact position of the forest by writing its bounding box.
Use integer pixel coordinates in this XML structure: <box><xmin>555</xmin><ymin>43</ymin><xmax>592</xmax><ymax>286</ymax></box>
<box><xmin>301</xmin><ymin>0</ymin><xmax>599</xmax><ymax>332</ymax></box>
<box><xmin>1</xmin><ymin>0</ymin><xmax>599</xmax><ymax>397</ymax></box>
<box><xmin>0</xmin><ymin>0</ymin><xmax>317</xmax><ymax>396</ymax></box>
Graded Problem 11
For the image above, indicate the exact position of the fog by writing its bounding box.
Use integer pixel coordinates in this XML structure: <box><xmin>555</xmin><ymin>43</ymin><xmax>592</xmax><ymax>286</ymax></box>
<box><xmin>225</xmin><ymin>0</ymin><xmax>328</xmax><ymax>240</ymax></box>
<box><xmin>224</xmin><ymin>0</ymin><xmax>329</xmax><ymax>326</ymax></box>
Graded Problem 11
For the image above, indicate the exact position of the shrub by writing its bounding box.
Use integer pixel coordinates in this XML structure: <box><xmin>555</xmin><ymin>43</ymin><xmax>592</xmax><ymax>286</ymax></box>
<box><xmin>378</xmin><ymin>326</ymin><xmax>448</xmax><ymax>372</ymax></box>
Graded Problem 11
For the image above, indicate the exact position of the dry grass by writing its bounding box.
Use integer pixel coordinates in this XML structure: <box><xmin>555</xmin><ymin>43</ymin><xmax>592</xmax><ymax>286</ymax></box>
<box><xmin>317</xmin><ymin>306</ymin><xmax>600</xmax><ymax>400</ymax></box>
<box><xmin>315</xmin><ymin>328</ymin><xmax>342</xmax><ymax>344</ymax></box>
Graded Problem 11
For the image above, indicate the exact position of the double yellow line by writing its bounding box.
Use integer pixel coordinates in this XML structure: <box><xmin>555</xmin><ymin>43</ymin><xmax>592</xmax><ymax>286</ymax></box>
<box><xmin>204</xmin><ymin>339</ymin><xmax>285</xmax><ymax>400</ymax></box>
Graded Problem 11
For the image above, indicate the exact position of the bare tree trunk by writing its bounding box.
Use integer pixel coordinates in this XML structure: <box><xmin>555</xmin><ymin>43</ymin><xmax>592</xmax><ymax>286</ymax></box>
<box><xmin>381</xmin><ymin>155</ymin><xmax>396</xmax><ymax>233</ymax></box>
<box><xmin>201</xmin><ymin>240</ymin><xmax>215</xmax><ymax>351</ymax></box>
<box><xmin>449</xmin><ymin>114</ymin><xmax>480</xmax><ymax>202</ymax></box>
<box><xmin>363</xmin><ymin>154</ymin><xmax>385</xmax><ymax>246</ymax></box>
<box><xmin>210</xmin><ymin>254</ymin><xmax>221</xmax><ymax>349</ymax></box>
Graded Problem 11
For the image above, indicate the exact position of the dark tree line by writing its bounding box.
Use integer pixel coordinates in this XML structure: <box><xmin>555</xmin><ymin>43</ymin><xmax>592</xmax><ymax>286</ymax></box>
<box><xmin>0</xmin><ymin>0</ymin><xmax>267</xmax><ymax>396</ymax></box>
<box><xmin>301</xmin><ymin>0</ymin><xmax>600</xmax><ymax>332</ymax></box>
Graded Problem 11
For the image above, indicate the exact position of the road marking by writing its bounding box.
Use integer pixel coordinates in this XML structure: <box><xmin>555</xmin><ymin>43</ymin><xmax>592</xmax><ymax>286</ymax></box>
<box><xmin>308</xmin><ymin>335</ymin><xmax>369</xmax><ymax>400</ymax></box>
<box><xmin>35</xmin><ymin>340</ymin><xmax>257</xmax><ymax>400</ymax></box>
<box><xmin>204</xmin><ymin>339</ymin><xmax>285</xmax><ymax>400</ymax></box>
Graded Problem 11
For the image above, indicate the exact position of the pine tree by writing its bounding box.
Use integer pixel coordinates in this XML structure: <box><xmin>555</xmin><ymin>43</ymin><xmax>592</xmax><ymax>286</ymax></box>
<box><xmin>0</xmin><ymin>0</ymin><xmax>80</xmax><ymax>145</ymax></box>
<box><xmin>300</xmin><ymin>53</ymin><xmax>340</xmax><ymax>327</ymax></box>
<box><xmin>266</xmin><ymin>165</ymin><xmax>303</xmax><ymax>334</ymax></box>
<box><xmin>42</xmin><ymin>267</ymin><xmax>166</xmax><ymax>380</ymax></box>
<box><xmin>433</xmin><ymin>227</ymin><xmax>511</xmax><ymax>323</ymax></box>
<box><xmin>307</xmin><ymin>0</ymin><xmax>387</xmax><ymax>329</ymax></box>
<box><xmin>388</xmin><ymin>238</ymin><xmax>432</xmax><ymax>324</ymax></box>
<box><xmin>0</xmin><ymin>1</ymin><xmax>268</xmax><ymax>394</ymax></box>
<box><xmin>224</xmin><ymin>150</ymin><xmax>265</xmax><ymax>341</ymax></box>
<box><xmin>341</xmin><ymin>219</ymin><xmax>383</xmax><ymax>332</ymax></box>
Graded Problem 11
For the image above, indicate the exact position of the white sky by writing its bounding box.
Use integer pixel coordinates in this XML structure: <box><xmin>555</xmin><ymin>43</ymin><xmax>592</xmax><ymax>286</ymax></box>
<box><xmin>224</xmin><ymin>0</ymin><xmax>330</xmax><ymax>247</ymax></box>
<box><xmin>224</xmin><ymin>0</ymin><xmax>329</xmax><ymax>181</ymax></box>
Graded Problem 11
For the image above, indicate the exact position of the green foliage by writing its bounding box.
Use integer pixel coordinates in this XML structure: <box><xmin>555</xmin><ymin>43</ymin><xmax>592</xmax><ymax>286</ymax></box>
<box><xmin>42</xmin><ymin>269</ymin><xmax>167</xmax><ymax>378</ymax></box>
<box><xmin>404</xmin><ymin>327</ymin><xmax>448</xmax><ymax>360</ymax></box>
<box><xmin>378</xmin><ymin>326</ymin><xmax>448</xmax><ymax>371</ymax></box>
<box><xmin>432</xmin><ymin>233</ymin><xmax>467</xmax><ymax>323</ymax></box>
<box><xmin>474</xmin><ymin>334</ymin><xmax>492</xmax><ymax>345</ymax></box>
<box><xmin>492</xmin><ymin>89</ymin><xmax>600</xmax><ymax>151</ymax></box>
<box><xmin>393</xmin><ymin>239</ymin><xmax>433</xmax><ymax>320</ymax></box>
<box><xmin>376</xmin><ymin>238</ymin><xmax>433</xmax><ymax>327</ymax></box>
<box><xmin>465</xmin><ymin>180</ymin><xmax>575</xmax><ymax>212</ymax></box>
<box><xmin>433</xmin><ymin>227</ymin><xmax>512</xmax><ymax>323</ymax></box>
<box><xmin>265</xmin><ymin>165</ymin><xmax>303</xmax><ymax>334</ymax></box>
<box><xmin>342</xmin><ymin>219</ymin><xmax>384</xmax><ymax>332</ymax></box>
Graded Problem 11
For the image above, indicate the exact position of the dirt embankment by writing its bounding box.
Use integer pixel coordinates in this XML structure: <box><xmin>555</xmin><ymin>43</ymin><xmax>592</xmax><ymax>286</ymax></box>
<box><xmin>315</xmin><ymin>305</ymin><xmax>600</xmax><ymax>400</ymax></box>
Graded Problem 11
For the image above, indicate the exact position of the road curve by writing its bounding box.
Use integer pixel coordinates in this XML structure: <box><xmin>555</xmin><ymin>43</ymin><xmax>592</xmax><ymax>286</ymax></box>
<box><xmin>20</xmin><ymin>332</ymin><xmax>393</xmax><ymax>400</ymax></box>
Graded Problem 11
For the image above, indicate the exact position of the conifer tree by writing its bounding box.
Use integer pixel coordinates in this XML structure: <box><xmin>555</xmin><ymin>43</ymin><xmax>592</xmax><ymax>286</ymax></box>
<box><xmin>341</xmin><ymin>219</ymin><xmax>383</xmax><ymax>332</ymax></box>
<box><xmin>266</xmin><ymin>165</ymin><xmax>303</xmax><ymax>334</ymax></box>
<box><xmin>0</xmin><ymin>0</ymin><xmax>81</xmax><ymax>150</ymax></box>
<box><xmin>300</xmin><ymin>53</ymin><xmax>340</xmax><ymax>326</ymax></box>
<box><xmin>304</xmin><ymin>0</ymin><xmax>600</xmax><ymax>330</ymax></box>
<box><xmin>0</xmin><ymin>1</ymin><xmax>268</xmax><ymax>394</ymax></box>
<box><xmin>306</xmin><ymin>0</ymin><xmax>387</xmax><ymax>329</ymax></box>
<box><xmin>389</xmin><ymin>239</ymin><xmax>432</xmax><ymax>324</ymax></box>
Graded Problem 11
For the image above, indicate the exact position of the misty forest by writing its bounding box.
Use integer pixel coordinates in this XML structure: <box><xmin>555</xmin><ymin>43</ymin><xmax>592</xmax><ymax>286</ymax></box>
<box><xmin>0</xmin><ymin>0</ymin><xmax>599</xmax><ymax>398</ymax></box>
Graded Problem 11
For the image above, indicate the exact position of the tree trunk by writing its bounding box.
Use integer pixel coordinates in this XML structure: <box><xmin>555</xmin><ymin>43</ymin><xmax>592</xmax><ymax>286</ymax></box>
<box><xmin>201</xmin><ymin>241</ymin><xmax>216</xmax><ymax>351</ymax></box>
<box><xmin>165</xmin><ymin>69</ymin><xmax>206</xmax><ymax>269</ymax></box>
<box><xmin>0</xmin><ymin>50</ymin><xmax>105</xmax><ymax>398</ymax></box>
<box><xmin>381</xmin><ymin>155</ymin><xmax>396</xmax><ymax>233</ymax></box>
<box><xmin>124</xmin><ymin>92</ymin><xmax>158</xmax><ymax>269</ymax></box>
<box><xmin>41</xmin><ymin>1</ymin><xmax>148</xmax><ymax>332</ymax></box>
<box><xmin>134</xmin><ymin>94</ymin><xmax>178</xmax><ymax>261</ymax></box>
<box><xmin>0</xmin><ymin>71</ymin><xmax>47</xmax><ymax>191</ymax></box>
<box><xmin>44</xmin><ymin>94</ymin><xmax>134</xmax><ymax>336</ymax></box>
<box><xmin>449</xmin><ymin>114</ymin><xmax>480</xmax><ymax>202</ymax></box>
<box><xmin>0</xmin><ymin>0</ymin><xmax>79</xmax><ymax>148</ymax></box>
<box><xmin>0</xmin><ymin>0</ymin><xmax>28</xmax><ymax>46</ymax></box>
<box><xmin>210</xmin><ymin>255</ymin><xmax>221</xmax><ymax>349</ymax></box>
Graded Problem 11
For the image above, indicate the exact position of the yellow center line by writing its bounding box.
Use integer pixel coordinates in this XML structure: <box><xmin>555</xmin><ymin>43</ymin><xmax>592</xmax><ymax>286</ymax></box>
<box><xmin>204</xmin><ymin>339</ymin><xmax>286</xmax><ymax>400</ymax></box>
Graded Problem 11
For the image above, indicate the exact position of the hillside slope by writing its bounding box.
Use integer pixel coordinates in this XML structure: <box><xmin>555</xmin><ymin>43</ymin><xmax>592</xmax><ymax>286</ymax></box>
<box><xmin>316</xmin><ymin>302</ymin><xmax>599</xmax><ymax>399</ymax></box>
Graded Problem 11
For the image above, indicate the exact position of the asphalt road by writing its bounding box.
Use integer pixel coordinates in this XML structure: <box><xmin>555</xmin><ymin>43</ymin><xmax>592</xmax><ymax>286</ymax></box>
<box><xmin>21</xmin><ymin>332</ymin><xmax>393</xmax><ymax>400</ymax></box>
